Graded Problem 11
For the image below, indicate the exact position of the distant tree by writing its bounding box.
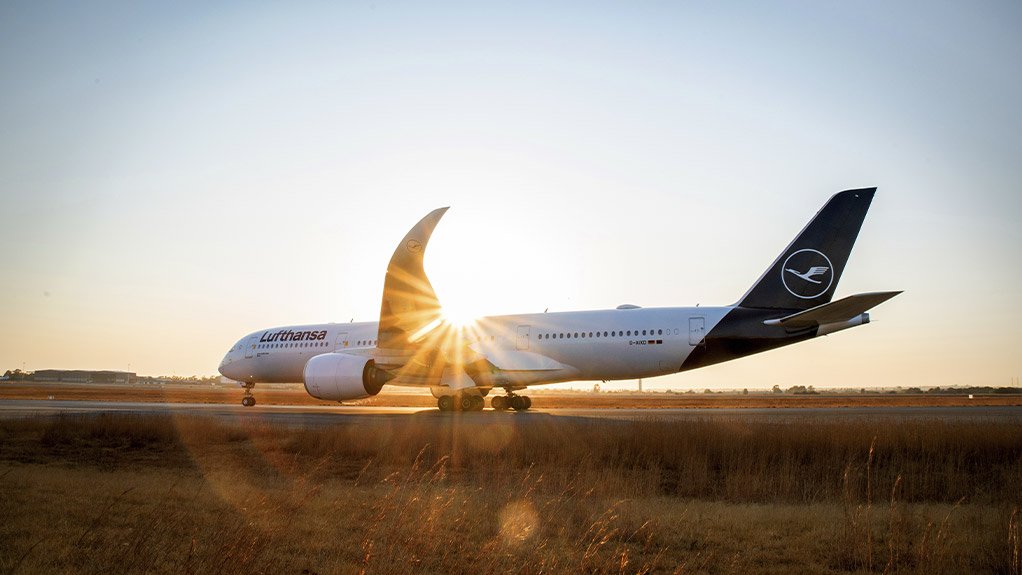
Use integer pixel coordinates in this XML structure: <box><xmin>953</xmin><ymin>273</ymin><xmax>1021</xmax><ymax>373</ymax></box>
<box><xmin>807</xmin><ymin>385</ymin><xmax>817</xmax><ymax>395</ymax></box>
<box><xmin>703</xmin><ymin>389</ymin><xmax>713</xmax><ymax>394</ymax></box>
<box><xmin>771</xmin><ymin>385</ymin><xmax>782</xmax><ymax>394</ymax></box>
<box><xmin>742</xmin><ymin>388</ymin><xmax>749</xmax><ymax>395</ymax></box>
<box><xmin>787</xmin><ymin>385</ymin><xmax>808</xmax><ymax>395</ymax></box>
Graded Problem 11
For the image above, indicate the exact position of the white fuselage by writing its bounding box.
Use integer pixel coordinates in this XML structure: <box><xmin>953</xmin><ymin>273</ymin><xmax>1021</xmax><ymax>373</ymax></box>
<box><xmin>218</xmin><ymin>305</ymin><xmax>732</xmax><ymax>386</ymax></box>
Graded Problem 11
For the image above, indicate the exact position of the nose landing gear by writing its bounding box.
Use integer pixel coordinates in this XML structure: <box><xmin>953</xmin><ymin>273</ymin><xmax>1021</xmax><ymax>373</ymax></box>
<box><xmin>241</xmin><ymin>383</ymin><xmax>256</xmax><ymax>407</ymax></box>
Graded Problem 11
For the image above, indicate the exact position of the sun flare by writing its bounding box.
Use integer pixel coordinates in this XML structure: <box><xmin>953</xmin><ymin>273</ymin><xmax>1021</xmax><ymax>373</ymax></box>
<box><xmin>440</xmin><ymin>304</ymin><xmax>479</xmax><ymax>329</ymax></box>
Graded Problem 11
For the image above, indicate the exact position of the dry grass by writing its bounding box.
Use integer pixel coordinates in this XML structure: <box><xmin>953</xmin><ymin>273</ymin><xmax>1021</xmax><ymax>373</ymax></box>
<box><xmin>1</xmin><ymin>414</ymin><xmax>1020</xmax><ymax>573</ymax></box>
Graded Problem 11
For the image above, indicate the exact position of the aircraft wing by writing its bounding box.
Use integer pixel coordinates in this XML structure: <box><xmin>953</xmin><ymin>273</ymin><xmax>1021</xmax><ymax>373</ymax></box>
<box><xmin>763</xmin><ymin>291</ymin><xmax>902</xmax><ymax>328</ymax></box>
<box><xmin>370</xmin><ymin>207</ymin><xmax>575</xmax><ymax>389</ymax></box>
<box><xmin>371</xmin><ymin>207</ymin><xmax>452</xmax><ymax>375</ymax></box>
<box><xmin>468</xmin><ymin>345</ymin><xmax>571</xmax><ymax>372</ymax></box>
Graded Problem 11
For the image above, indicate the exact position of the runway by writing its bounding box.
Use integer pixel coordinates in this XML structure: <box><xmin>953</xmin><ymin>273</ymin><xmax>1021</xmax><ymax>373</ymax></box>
<box><xmin>1</xmin><ymin>399</ymin><xmax>1020</xmax><ymax>426</ymax></box>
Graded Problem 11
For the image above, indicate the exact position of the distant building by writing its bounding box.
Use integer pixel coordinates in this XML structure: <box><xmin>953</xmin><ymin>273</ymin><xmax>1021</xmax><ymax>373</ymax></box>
<box><xmin>33</xmin><ymin>370</ymin><xmax>136</xmax><ymax>384</ymax></box>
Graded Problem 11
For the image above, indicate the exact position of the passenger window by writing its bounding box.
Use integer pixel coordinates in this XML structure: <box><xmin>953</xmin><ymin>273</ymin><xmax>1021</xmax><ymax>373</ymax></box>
<box><xmin>658</xmin><ymin>329</ymin><xmax>663</xmax><ymax>335</ymax></box>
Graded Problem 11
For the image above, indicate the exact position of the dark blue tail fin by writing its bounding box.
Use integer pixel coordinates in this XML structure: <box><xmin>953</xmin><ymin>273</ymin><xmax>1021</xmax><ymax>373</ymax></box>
<box><xmin>738</xmin><ymin>188</ymin><xmax>876</xmax><ymax>310</ymax></box>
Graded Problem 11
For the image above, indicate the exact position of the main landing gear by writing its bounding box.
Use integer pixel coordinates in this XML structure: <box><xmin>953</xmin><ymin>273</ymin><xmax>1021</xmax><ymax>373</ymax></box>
<box><xmin>241</xmin><ymin>383</ymin><xmax>256</xmax><ymax>407</ymax></box>
<box><xmin>437</xmin><ymin>393</ymin><xmax>484</xmax><ymax>412</ymax></box>
<box><xmin>435</xmin><ymin>390</ymin><xmax>533</xmax><ymax>412</ymax></box>
<box><xmin>491</xmin><ymin>392</ymin><xmax>531</xmax><ymax>412</ymax></box>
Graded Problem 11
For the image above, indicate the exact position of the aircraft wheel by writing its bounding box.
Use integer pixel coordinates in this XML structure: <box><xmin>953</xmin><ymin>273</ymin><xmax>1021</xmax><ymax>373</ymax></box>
<box><xmin>471</xmin><ymin>395</ymin><xmax>485</xmax><ymax>411</ymax></box>
<box><xmin>242</xmin><ymin>396</ymin><xmax>256</xmax><ymax>407</ymax></box>
<box><xmin>438</xmin><ymin>396</ymin><xmax>454</xmax><ymax>412</ymax></box>
<box><xmin>510</xmin><ymin>395</ymin><xmax>527</xmax><ymax>411</ymax></box>
<box><xmin>522</xmin><ymin>396</ymin><xmax>532</xmax><ymax>409</ymax></box>
<box><xmin>459</xmin><ymin>394</ymin><xmax>477</xmax><ymax>412</ymax></box>
<box><xmin>491</xmin><ymin>396</ymin><xmax>507</xmax><ymax>411</ymax></box>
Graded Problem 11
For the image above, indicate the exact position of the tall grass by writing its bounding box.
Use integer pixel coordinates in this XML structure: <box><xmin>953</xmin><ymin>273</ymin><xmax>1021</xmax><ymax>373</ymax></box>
<box><xmin>4</xmin><ymin>413</ymin><xmax>1021</xmax><ymax>504</ymax></box>
<box><xmin>2</xmin><ymin>413</ymin><xmax>1021</xmax><ymax>573</ymax></box>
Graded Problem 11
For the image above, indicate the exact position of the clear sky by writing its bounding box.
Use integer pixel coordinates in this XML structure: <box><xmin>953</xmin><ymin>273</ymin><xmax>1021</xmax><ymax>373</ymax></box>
<box><xmin>1</xmin><ymin>1</ymin><xmax>1019</xmax><ymax>389</ymax></box>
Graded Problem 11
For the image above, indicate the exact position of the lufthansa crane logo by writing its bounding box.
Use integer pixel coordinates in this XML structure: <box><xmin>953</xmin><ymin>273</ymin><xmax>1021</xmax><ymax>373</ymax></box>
<box><xmin>405</xmin><ymin>239</ymin><xmax>422</xmax><ymax>254</ymax></box>
<box><xmin>781</xmin><ymin>249</ymin><xmax>834</xmax><ymax>299</ymax></box>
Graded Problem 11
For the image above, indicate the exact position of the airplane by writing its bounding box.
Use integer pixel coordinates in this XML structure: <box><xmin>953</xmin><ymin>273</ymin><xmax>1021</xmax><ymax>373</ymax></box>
<box><xmin>218</xmin><ymin>188</ymin><xmax>900</xmax><ymax>411</ymax></box>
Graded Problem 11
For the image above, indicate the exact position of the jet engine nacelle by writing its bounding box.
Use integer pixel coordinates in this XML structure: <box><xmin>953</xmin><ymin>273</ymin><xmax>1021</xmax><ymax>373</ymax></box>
<box><xmin>303</xmin><ymin>353</ymin><xmax>391</xmax><ymax>401</ymax></box>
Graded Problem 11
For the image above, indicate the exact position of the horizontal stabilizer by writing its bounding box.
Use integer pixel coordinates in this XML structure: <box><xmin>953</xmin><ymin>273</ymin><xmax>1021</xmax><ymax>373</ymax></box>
<box><xmin>764</xmin><ymin>291</ymin><xmax>901</xmax><ymax>327</ymax></box>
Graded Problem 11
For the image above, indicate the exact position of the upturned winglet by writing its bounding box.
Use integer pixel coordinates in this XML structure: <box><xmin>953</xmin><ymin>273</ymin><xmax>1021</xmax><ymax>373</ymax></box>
<box><xmin>377</xmin><ymin>207</ymin><xmax>449</xmax><ymax>352</ymax></box>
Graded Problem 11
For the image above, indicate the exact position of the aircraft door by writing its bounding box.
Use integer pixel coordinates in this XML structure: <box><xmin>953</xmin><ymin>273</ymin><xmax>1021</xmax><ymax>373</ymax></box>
<box><xmin>334</xmin><ymin>332</ymin><xmax>349</xmax><ymax>351</ymax></box>
<box><xmin>689</xmin><ymin>317</ymin><xmax>705</xmax><ymax>346</ymax></box>
<box><xmin>244</xmin><ymin>335</ymin><xmax>258</xmax><ymax>358</ymax></box>
<box><xmin>516</xmin><ymin>325</ymin><xmax>530</xmax><ymax>350</ymax></box>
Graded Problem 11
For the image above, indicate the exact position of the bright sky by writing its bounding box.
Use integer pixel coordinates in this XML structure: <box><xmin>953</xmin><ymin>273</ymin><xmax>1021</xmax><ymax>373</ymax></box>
<box><xmin>1</xmin><ymin>2</ymin><xmax>1020</xmax><ymax>389</ymax></box>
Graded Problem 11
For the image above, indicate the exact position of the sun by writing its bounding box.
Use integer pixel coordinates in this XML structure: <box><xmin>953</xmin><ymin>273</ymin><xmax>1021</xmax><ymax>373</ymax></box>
<box><xmin>440</xmin><ymin>303</ymin><xmax>479</xmax><ymax>329</ymax></box>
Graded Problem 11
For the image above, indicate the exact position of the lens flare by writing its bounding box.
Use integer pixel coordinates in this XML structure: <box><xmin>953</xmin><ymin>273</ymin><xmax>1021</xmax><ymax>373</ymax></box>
<box><xmin>439</xmin><ymin>305</ymin><xmax>479</xmax><ymax>329</ymax></box>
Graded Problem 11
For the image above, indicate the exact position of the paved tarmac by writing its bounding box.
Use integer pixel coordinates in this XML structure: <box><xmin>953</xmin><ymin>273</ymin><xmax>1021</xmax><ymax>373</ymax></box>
<box><xmin>1</xmin><ymin>399</ymin><xmax>1020</xmax><ymax>426</ymax></box>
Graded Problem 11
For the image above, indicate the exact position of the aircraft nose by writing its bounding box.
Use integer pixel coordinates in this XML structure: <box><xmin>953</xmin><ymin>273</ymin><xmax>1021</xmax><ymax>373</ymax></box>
<box><xmin>218</xmin><ymin>352</ymin><xmax>239</xmax><ymax>380</ymax></box>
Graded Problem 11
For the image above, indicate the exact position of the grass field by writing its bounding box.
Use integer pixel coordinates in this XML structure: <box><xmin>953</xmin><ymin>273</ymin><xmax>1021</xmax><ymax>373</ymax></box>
<box><xmin>1</xmin><ymin>413</ymin><xmax>1020</xmax><ymax>573</ymax></box>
